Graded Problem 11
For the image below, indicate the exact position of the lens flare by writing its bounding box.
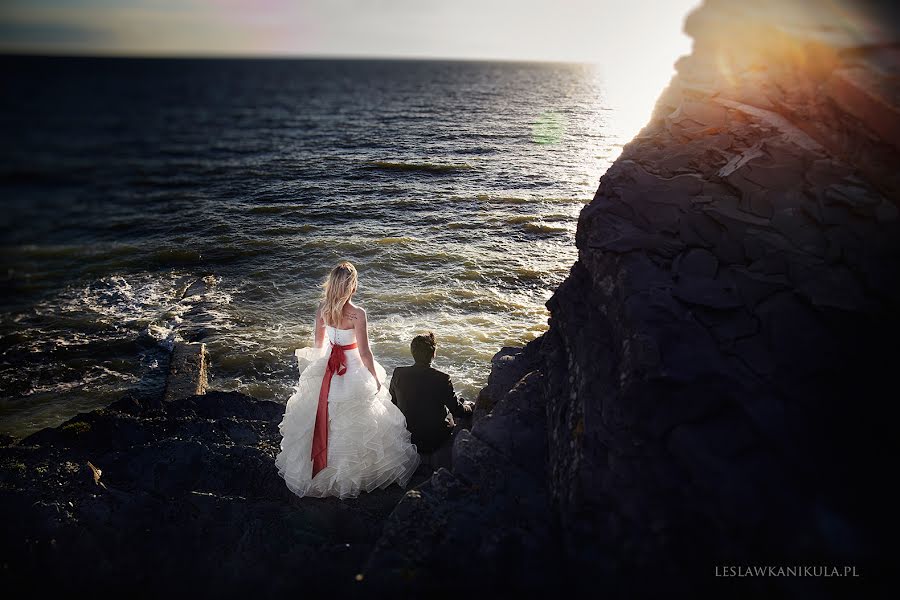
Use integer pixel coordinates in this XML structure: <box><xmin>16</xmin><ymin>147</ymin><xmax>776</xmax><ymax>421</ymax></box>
<box><xmin>531</xmin><ymin>111</ymin><xmax>568</xmax><ymax>145</ymax></box>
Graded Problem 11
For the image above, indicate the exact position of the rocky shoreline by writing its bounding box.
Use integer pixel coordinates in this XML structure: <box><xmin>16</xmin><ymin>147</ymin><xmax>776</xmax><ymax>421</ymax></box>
<box><xmin>0</xmin><ymin>389</ymin><xmax>438</xmax><ymax>596</ymax></box>
<box><xmin>2</xmin><ymin>0</ymin><xmax>896</xmax><ymax>597</ymax></box>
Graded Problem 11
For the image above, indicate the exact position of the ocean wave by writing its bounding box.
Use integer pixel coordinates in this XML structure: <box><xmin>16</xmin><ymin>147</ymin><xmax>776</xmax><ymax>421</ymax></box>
<box><xmin>19</xmin><ymin>364</ymin><xmax>140</xmax><ymax>398</ymax></box>
<box><xmin>259</xmin><ymin>225</ymin><xmax>316</xmax><ymax>236</ymax></box>
<box><xmin>476</xmin><ymin>194</ymin><xmax>529</xmax><ymax>204</ymax></box>
<box><xmin>458</xmin><ymin>269</ymin><xmax>486</xmax><ymax>282</ymax></box>
<box><xmin>445</xmin><ymin>221</ymin><xmax>480</xmax><ymax>230</ymax></box>
<box><xmin>542</xmin><ymin>212</ymin><xmax>578</xmax><ymax>220</ymax></box>
<box><xmin>375</xmin><ymin>236</ymin><xmax>417</xmax><ymax>245</ymax></box>
<box><xmin>377</xmin><ymin>287</ymin><xmax>533</xmax><ymax>313</ymax></box>
<box><xmin>513</xmin><ymin>267</ymin><xmax>546</xmax><ymax>281</ymax></box>
<box><xmin>364</xmin><ymin>161</ymin><xmax>474</xmax><ymax>173</ymax></box>
<box><xmin>11</xmin><ymin>244</ymin><xmax>84</xmax><ymax>259</ymax></box>
<box><xmin>248</xmin><ymin>205</ymin><xmax>292</xmax><ymax>214</ymax></box>
<box><xmin>396</xmin><ymin>249</ymin><xmax>469</xmax><ymax>266</ymax></box>
<box><xmin>11</xmin><ymin>243</ymin><xmax>139</xmax><ymax>261</ymax></box>
<box><xmin>199</xmin><ymin>242</ymin><xmax>279</xmax><ymax>263</ymax></box>
<box><xmin>503</xmin><ymin>215</ymin><xmax>539</xmax><ymax>224</ymax></box>
<box><xmin>386</xmin><ymin>198</ymin><xmax>421</xmax><ymax>209</ymax></box>
<box><xmin>452</xmin><ymin>194</ymin><xmax>586</xmax><ymax>205</ymax></box>
<box><xmin>151</xmin><ymin>248</ymin><xmax>203</xmax><ymax>265</ymax></box>
<box><xmin>301</xmin><ymin>238</ymin><xmax>371</xmax><ymax>253</ymax></box>
<box><xmin>540</xmin><ymin>197</ymin><xmax>592</xmax><ymax>204</ymax></box>
<box><xmin>31</xmin><ymin>273</ymin><xmax>234</xmax><ymax>348</ymax></box>
<box><xmin>523</xmin><ymin>222</ymin><xmax>572</xmax><ymax>234</ymax></box>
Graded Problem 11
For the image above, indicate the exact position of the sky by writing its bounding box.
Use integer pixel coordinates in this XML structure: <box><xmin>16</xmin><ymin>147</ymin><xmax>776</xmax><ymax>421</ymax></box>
<box><xmin>0</xmin><ymin>0</ymin><xmax>701</xmax><ymax>133</ymax></box>
<box><xmin>0</xmin><ymin>0</ymin><xmax>700</xmax><ymax>63</ymax></box>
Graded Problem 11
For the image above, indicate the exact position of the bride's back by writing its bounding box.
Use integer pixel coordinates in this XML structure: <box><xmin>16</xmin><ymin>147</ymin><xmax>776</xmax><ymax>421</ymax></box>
<box><xmin>325</xmin><ymin>324</ymin><xmax>357</xmax><ymax>346</ymax></box>
<box><xmin>319</xmin><ymin>300</ymin><xmax>362</xmax><ymax>331</ymax></box>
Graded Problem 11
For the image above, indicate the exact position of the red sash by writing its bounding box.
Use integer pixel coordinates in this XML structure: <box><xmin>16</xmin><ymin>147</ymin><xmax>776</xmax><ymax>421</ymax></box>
<box><xmin>311</xmin><ymin>341</ymin><xmax>358</xmax><ymax>477</ymax></box>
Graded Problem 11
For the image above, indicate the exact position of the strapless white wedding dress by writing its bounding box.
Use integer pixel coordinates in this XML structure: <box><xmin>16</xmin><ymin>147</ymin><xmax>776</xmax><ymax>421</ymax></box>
<box><xmin>275</xmin><ymin>325</ymin><xmax>420</xmax><ymax>499</ymax></box>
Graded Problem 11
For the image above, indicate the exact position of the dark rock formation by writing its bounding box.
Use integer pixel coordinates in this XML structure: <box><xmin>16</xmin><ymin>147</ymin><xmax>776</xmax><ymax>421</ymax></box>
<box><xmin>0</xmin><ymin>392</ymin><xmax>434</xmax><ymax>597</ymax></box>
<box><xmin>163</xmin><ymin>342</ymin><xmax>209</xmax><ymax>401</ymax></box>
<box><xmin>366</xmin><ymin>1</ymin><xmax>897</xmax><ymax>597</ymax></box>
<box><xmin>363</xmin><ymin>341</ymin><xmax>561</xmax><ymax>595</ymax></box>
<box><xmin>178</xmin><ymin>274</ymin><xmax>218</xmax><ymax>300</ymax></box>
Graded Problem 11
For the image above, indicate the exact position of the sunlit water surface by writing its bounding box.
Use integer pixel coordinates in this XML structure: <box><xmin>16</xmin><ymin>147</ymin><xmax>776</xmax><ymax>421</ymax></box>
<box><xmin>0</xmin><ymin>57</ymin><xmax>637</xmax><ymax>438</ymax></box>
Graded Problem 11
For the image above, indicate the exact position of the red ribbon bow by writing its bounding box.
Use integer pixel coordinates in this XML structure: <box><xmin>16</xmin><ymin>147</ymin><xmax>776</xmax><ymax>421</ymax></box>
<box><xmin>311</xmin><ymin>342</ymin><xmax>358</xmax><ymax>477</ymax></box>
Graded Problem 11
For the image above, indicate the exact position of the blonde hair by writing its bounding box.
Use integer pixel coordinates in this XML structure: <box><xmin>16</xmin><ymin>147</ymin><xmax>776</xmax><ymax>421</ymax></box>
<box><xmin>321</xmin><ymin>261</ymin><xmax>358</xmax><ymax>327</ymax></box>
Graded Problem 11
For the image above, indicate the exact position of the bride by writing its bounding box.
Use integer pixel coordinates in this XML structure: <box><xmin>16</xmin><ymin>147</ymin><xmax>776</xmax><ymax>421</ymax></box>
<box><xmin>275</xmin><ymin>261</ymin><xmax>421</xmax><ymax>499</ymax></box>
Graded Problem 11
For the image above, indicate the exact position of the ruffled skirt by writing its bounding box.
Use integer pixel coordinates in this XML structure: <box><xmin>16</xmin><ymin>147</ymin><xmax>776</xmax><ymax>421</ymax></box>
<box><xmin>275</xmin><ymin>344</ymin><xmax>420</xmax><ymax>499</ymax></box>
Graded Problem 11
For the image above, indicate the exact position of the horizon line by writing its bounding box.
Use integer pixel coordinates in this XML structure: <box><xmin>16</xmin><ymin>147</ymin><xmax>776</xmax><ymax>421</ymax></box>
<box><xmin>0</xmin><ymin>48</ymin><xmax>601</xmax><ymax>66</ymax></box>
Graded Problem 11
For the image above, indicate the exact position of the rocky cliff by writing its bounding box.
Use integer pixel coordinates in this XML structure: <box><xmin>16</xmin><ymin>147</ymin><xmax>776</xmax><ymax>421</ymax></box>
<box><xmin>365</xmin><ymin>0</ymin><xmax>898</xmax><ymax>596</ymax></box>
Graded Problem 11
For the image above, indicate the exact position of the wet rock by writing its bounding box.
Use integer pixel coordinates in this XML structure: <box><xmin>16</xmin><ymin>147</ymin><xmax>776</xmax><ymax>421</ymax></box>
<box><xmin>703</xmin><ymin>195</ymin><xmax>770</xmax><ymax>229</ymax></box>
<box><xmin>771</xmin><ymin>208</ymin><xmax>828</xmax><ymax>256</ymax></box>
<box><xmin>728</xmin><ymin>266</ymin><xmax>791</xmax><ymax>308</ymax></box>
<box><xmin>581</xmin><ymin>211</ymin><xmax>685</xmax><ymax>257</ymax></box>
<box><xmin>754</xmin><ymin>291</ymin><xmax>840</xmax><ymax>379</ymax></box>
<box><xmin>674</xmin><ymin>247</ymin><xmax>718</xmax><ymax>278</ymax></box>
<box><xmin>678</xmin><ymin>211</ymin><xmax>721</xmax><ymax>247</ymax></box>
<box><xmin>474</xmin><ymin>337</ymin><xmax>542</xmax><ymax>421</ymax></box>
<box><xmin>0</xmin><ymin>391</ymin><xmax>435</xmax><ymax>596</ymax></box>
<box><xmin>693</xmin><ymin>305</ymin><xmax>759</xmax><ymax>346</ymax></box>
<box><xmin>180</xmin><ymin>274</ymin><xmax>217</xmax><ymax>299</ymax></box>
<box><xmin>792</xmin><ymin>263</ymin><xmax>872</xmax><ymax>312</ymax></box>
<box><xmin>470</xmin><ymin>370</ymin><xmax>546</xmax><ymax>479</ymax></box>
<box><xmin>673</xmin><ymin>276</ymin><xmax>742</xmax><ymax>309</ymax></box>
<box><xmin>163</xmin><ymin>342</ymin><xmax>209</xmax><ymax>401</ymax></box>
<box><xmin>363</xmin><ymin>428</ymin><xmax>561</xmax><ymax>595</ymax></box>
<box><xmin>825</xmin><ymin>183</ymin><xmax>882</xmax><ymax>209</ymax></box>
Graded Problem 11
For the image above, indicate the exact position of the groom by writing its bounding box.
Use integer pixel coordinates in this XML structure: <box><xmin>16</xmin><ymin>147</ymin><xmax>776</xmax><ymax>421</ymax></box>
<box><xmin>389</xmin><ymin>332</ymin><xmax>474</xmax><ymax>467</ymax></box>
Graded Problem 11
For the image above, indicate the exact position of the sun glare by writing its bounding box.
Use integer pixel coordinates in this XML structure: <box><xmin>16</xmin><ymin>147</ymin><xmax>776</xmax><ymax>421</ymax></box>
<box><xmin>594</xmin><ymin>21</ymin><xmax>696</xmax><ymax>149</ymax></box>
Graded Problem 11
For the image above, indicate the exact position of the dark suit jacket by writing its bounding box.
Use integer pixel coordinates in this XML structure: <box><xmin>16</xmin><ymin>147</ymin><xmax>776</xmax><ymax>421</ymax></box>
<box><xmin>390</xmin><ymin>363</ymin><xmax>472</xmax><ymax>454</ymax></box>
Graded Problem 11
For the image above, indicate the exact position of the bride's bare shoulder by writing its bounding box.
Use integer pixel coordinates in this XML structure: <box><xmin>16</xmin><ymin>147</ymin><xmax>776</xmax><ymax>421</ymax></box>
<box><xmin>346</xmin><ymin>302</ymin><xmax>367</xmax><ymax>322</ymax></box>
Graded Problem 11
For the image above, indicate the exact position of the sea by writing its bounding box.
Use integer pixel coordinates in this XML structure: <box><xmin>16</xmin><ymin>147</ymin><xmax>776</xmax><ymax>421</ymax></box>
<box><xmin>0</xmin><ymin>56</ymin><xmax>633</xmax><ymax>439</ymax></box>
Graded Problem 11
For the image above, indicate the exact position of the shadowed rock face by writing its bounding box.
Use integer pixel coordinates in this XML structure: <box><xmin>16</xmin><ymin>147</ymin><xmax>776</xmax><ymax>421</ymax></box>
<box><xmin>0</xmin><ymin>392</ymin><xmax>434</xmax><ymax>596</ymax></box>
<box><xmin>366</xmin><ymin>0</ymin><xmax>897</xmax><ymax>596</ymax></box>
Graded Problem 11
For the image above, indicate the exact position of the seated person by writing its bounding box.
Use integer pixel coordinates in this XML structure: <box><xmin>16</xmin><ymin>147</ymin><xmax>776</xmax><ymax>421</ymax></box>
<box><xmin>389</xmin><ymin>332</ymin><xmax>474</xmax><ymax>458</ymax></box>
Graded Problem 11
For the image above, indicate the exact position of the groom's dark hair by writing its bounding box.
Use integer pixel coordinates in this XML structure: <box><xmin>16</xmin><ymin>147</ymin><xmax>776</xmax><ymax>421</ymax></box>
<box><xmin>411</xmin><ymin>332</ymin><xmax>436</xmax><ymax>364</ymax></box>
